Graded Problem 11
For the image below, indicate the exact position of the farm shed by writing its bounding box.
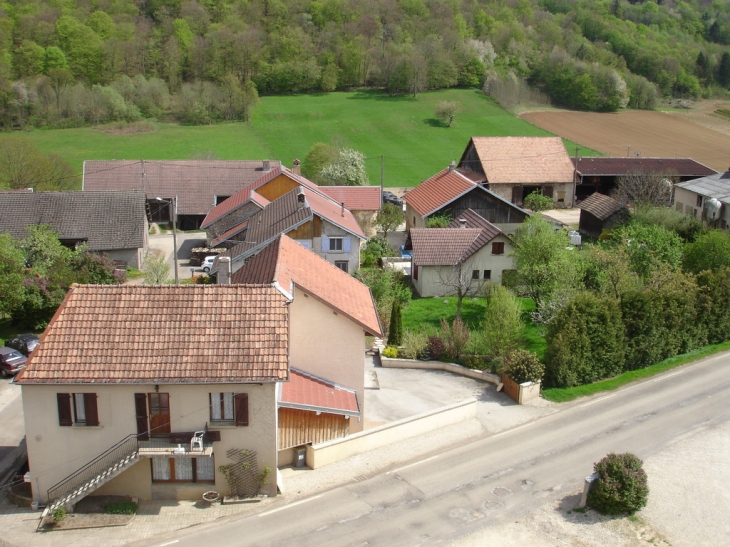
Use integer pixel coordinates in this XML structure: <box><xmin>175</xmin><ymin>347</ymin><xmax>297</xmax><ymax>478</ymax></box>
<box><xmin>572</xmin><ymin>157</ymin><xmax>716</xmax><ymax>201</ymax></box>
<box><xmin>578</xmin><ymin>192</ymin><xmax>629</xmax><ymax>238</ymax></box>
<box><xmin>674</xmin><ymin>170</ymin><xmax>730</xmax><ymax>229</ymax></box>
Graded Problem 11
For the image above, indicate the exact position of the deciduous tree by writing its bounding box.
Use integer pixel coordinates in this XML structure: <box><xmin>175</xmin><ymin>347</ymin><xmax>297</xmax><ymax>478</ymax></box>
<box><xmin>435</xmin><ymin>100</ymin><xmax>461</xmax><ymax>127</ymax></box>
<box><xmin>376</xmin><ymin>202</ymin><xmax>405</xmax><ymax>239</ymax></box>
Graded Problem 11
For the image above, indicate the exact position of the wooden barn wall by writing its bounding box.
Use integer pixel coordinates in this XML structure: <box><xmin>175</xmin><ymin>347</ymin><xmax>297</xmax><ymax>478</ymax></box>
<box><xmin>287</xmin><ymin>218</ymin><xmax>319</xmax><ymax>239</ymax></box>
<box><xmin>439</xmin><ymin>189</ymin><xmax>528</xmax><ymax>224</ymax></box>
<box><xmin>579</xmin><ymin>211</ymin><xmax>603</xmax><ymax>238</ymax></box>
<box><xmin>458</xmin><ymin>145</ymin><xmax>484</xmax><ymax>176</ymax></box>
<box><xmin>278</xmin><ymin>408</ymin><xmax>350</xmax><ymax>450</ymax></box>
<box><xmin>257</xmin><ymin>175</ymin><xmax>300</xmax><ymax>202</ymax></box>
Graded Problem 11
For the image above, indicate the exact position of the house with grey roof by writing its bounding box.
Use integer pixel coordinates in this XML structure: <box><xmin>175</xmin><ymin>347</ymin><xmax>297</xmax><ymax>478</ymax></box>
<box><xmin>674</xmin><ymin>171</ymin><xmax>730</xmax><ymax>229</ymax></box>
<box><xmin>0</xmin><ymin>190</ymin><xmax>148</xmax><ymax>268</ymax></box>
<box><xmin>83</xmin><ymin>160</ymin><xmax>281</xmax><ymax>230</ymax></box>
<box><xmin>410</xmin><ymin>209</ymin><xmax>514</xmax><ymax>297</ymax></box>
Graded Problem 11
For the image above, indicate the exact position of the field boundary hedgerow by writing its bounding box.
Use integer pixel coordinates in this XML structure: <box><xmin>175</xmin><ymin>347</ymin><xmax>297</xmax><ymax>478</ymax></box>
<box><xmin>541</xmin><ymin>341</ymin><xmax>730</xmax><ymax>403</ymax></box>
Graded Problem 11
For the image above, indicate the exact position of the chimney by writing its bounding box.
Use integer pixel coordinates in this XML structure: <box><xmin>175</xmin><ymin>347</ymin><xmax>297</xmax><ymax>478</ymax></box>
<box><xmin>459</xmin><ymin>219</ymin><xmax>467</xmax><ymax>229</ymax></box>
<box><xmin>292</xmin><ymin>158</ymin><xmax>301</xmax><ymax>176</ymax></box>
<box><xmin>341</xmin><ymin>202</ymin><xmax>345</xmax><ymax>217</ymax></box>
<box><xmin>297</xmin><ymin>192</ymin><xmax>306</xmax><ymax>207</ymax></box>
<box><xmin>217</xmin><ymin>256</ymin><xmax>231</xmax><ymax>285</ymax></box>
<box><xmin>263</xmin><ymin>159</ymin><xmax>270</xmax><ymax>172</ymax></box>
<box><xmin>449</xmin><ymin>160</ymin><xmax>456</xmax><ymax>173</ymax></box>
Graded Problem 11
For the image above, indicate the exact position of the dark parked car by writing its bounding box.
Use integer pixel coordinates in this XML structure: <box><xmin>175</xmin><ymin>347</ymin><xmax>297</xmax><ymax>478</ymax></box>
<box><xmin>5</xmin><ymin>334</ymin><xmax>40</xmax><ymax>357</ymax></box>
<box><xmin>382</xmin><ymin>191</ymin><xmax>403</xmax><ymax>208</ymax></box>
<box><xmin>0</xmin><ymin>347</ymin><xmax>27</xmax><ymax>378</ymax></box>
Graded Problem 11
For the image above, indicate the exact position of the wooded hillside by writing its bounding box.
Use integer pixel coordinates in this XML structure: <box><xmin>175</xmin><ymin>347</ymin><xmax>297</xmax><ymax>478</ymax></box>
<box><xmin>1</xmin><ymin>0</ymin><xmax>730</xmax><ymax>128</ymax></box>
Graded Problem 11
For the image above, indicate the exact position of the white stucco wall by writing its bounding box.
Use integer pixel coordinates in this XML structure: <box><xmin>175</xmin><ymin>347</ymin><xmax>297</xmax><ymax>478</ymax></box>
<box><xmin>22</xmin><ymin>382</ymin><xmax>278</xmax><ymax>503</ymax></box>
<box><xmin>288</xmin><ymin>288</ymin><xmax>367</xmax><ymax>433</ymax></box>
<box><xmin>315</xmin><ymin>220</ymin><xmax>362</xmax><ymax>273</ymax></box>
<box><xmin>412</xmin><ymin>234</ymin><xmax>514</xmax><ymax>297</ymax></box>
<box><xmin>674</xmin><ymin>187</ymin><xmax>730</xmax><ymax>229</ymax></box>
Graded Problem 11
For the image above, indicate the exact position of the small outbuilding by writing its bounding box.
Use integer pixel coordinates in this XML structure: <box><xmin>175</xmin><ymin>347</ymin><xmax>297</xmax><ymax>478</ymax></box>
<box><xmin>578</xmin><ymin>193</ymin><xmax>629</xmax><ymax>238</ymax></box>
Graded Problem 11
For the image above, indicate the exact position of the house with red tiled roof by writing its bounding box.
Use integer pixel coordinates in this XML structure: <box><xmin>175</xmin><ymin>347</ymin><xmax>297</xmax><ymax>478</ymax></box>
<box><xmin>458</xmin><ymin>136</ymin><xmax>576</xmax><ymax>208</ymax></box>
<box><xmin>403</xmin><ymin>164</ymin><xmax>531</xmax><ymax>234</ymax></box>
<box><xmin>18</xmin><ymin>267</ymin><xmax>381</xmax><ymax>507</ymax></box>
<box><xmin>214</xmin><ymin>186</ymin><xmax>367</xmax><ymax>276</ymax></box>
<box><xmin>202</xmin><ymin>166</ymin><xmax>380</xmax><ymax>242</ymax></box>
<box><xmin>18</xmin><ymin>285</ymin><xmax>289</xmax><ymax>508</ymax></box>
<box><xmin>410</xmin><ymin>209</ymin><xmax>514</xmax><ymax>297</ymax></box>
<box><xmin>232</xmin><ymin>234</ymin><xmax>382</xmax><ymax>463</ymax></box>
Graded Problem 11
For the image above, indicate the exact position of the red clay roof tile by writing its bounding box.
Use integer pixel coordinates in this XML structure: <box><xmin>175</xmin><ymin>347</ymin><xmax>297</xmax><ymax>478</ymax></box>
<box><xmin>280</xmin><ymin>368</ymin><xmax>359</xmax><ymax>415</ymax></box>
<box><xmin>403</xmin><ymin>168</ymin><xmax>476</xmax><ymax>217</ymax></box>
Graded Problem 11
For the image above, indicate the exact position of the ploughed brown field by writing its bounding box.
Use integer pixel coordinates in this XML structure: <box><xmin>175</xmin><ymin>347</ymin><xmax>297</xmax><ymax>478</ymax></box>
<box><xmin>521</xmin><ymin>109</ymin><xmax>730</xmax><ymax>173</ymax></box>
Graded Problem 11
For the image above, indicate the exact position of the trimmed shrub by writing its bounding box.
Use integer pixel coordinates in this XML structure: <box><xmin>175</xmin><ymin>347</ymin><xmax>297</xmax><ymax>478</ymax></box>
<box><xmin>387</xmin><ymin>300</ymin><xmax>403</xmax><ymax>346</ymax></box>
<box><xmin>523</xmin><ymin>191</ymin><xmax>553</xmax><ymax>212</ymax></box>
<box><xmin>588</xmin><ymin>453</ymin><xmax>648</xmax><ymax>515</ymax></box>
<box><xmin>503</xmin><ymin>350</ymin><xmax>544</xmax><ymax>384</ymax></box>
<box><xmin>697</xmin><ymin>267</ymin><xmax>730</xmax><ymax>344</ymax></box>
<box><xmin>461</xmin><ymin>354</ymin><xmax>489</xmax><ymax>370</ymax></box>
<box><xmin>382</xmin><ymin>346</ymin><xmax>398</xmax><ymax>358</ymax></box>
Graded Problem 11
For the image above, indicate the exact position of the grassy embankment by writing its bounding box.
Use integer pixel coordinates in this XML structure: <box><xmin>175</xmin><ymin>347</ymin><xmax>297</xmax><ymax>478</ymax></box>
<box><xmin>13</xmin><ymin>88</ymin><xmax>596</xmax><ymax>189</ymax></box>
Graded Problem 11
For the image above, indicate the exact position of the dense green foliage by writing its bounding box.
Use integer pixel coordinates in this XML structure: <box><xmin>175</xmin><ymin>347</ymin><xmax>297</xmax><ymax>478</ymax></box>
<box><xmin>482</xmin><ymin>284</ymin><xmax>524</xmax><ymax>358</ymax></box>
<box><xmin>545</xmin><ymin>292</ymin><xmax>625</xmax><ymax>387</ymax></box>
<box><xmin>502</xmin><ymin>349</ymin><xmax>544</xmax><ymax>384</ymax></box>
<box><xmin>522</xmin><ymin>190</ymin><xmax>553</xmax><ymax>212</ymax></box>
<box><xmin>683</xmin><ymin>230</ymin><xmax>730</xmax><ymax>273</ymax></box>
<box><xmin>588</xmin><ymin>453</ymin><xmax>649</xmax><ymax>515</ymax></box>
<box><xmin>1</xmin><ymin>0</ymin><xmax>729</xmax><ymax>129</ymax></box>
<box><xmin>0</xmin><ymin>225</ymin><xmax>123</xmax><ymax>329</ymax></box>
<box><xmin>104</xmin><ymin>501</ymin><xmax>138</xmax><ymax>515</ymax></box>
<box><xmin>360</xmin><ymin>235</ymin><xmax>397</xmax><ymax>267</ymax></box>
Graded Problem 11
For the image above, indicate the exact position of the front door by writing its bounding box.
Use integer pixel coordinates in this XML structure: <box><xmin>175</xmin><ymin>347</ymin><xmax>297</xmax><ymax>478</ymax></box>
<box><xmin>148</xmin><ymin>393</ymin><xmax>171</xmax><ymax>436</ymax></box>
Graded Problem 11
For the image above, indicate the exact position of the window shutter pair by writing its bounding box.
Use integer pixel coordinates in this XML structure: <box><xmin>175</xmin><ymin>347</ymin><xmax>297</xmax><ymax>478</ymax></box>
<box><xmin>57</xmin><ymin>393</ymin><xmax>99</xmax><ymax>426</ymax></box>
<box><xmin>321</xmin><ymin>236</ymin><xmax>330</xmax><ymax>252</ymax></box>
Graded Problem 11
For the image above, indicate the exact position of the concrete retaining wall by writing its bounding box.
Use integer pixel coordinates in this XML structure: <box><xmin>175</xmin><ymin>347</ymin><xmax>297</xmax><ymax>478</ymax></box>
<box><xmin>380</xmin><ymin>357</ymin><xmax>502</xmax><ymax>386</ymax></box>
<box><xmin>501</xmin><ymin>375</ymin><xmax>541</xmax><ymax>404</ymax></box>
<box><xmin>305</xmin><ymin>398</ymin><xmax>477</xmax><ymax>469</ymax></box>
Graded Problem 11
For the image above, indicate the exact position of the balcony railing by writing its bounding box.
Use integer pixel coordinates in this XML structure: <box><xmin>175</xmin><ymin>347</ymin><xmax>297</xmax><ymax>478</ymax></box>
<box><xmin>138</xmin><ymin>431</ymin><xmax>214</xmax><ymax>457</ymax></box>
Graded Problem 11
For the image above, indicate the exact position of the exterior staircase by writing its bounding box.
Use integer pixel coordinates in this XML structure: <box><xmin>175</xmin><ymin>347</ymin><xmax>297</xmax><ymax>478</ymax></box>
<box><xmin>47</xmin><ymin>434</ymin><xmax>140</xmax><ymax>512</ymax></box>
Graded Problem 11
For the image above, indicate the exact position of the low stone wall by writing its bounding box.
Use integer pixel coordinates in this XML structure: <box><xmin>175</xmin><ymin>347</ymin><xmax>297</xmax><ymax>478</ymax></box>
<box><xmin>305</xmin><ymin>398</ymin><xmax>477</xmax><ymax>469</ymax></box>
<box><xmin>380</xmin><ymin>356</ymin><xmax>502</xmax><ymax>386</ymax></box>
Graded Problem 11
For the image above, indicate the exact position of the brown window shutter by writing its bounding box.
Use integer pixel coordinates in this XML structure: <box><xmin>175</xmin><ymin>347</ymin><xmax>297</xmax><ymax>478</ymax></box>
<box><xmin>234</xmin><ymin>393</ymin><xmax>249</xmax><ymax>426</ymax></box>
<box><xmin>57</xmin><ymin>393</ymin><xmax>72</xmax><ymax>426</ymax></box>
<box><xmin>134</xmin><ymin>393</ymin><xmax>149</xmax><ymax>440</ymax></box>
<box><xmin>84</xmin><ymin>393</ymin><xmax>99</xmax><ymax>426</ymax></box>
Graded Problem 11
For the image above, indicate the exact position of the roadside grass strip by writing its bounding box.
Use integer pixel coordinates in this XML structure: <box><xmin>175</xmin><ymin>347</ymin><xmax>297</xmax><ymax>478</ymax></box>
<box><xmin>541</xmin><ymin>341</ymin><xmax>730</xmax><ymax>403</ymax></box>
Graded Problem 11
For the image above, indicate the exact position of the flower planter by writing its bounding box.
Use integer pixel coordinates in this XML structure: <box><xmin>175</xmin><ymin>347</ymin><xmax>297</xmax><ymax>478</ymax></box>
<box><xmin>202</xmin><ymin>491</ymin><xmax>220</xmax><ymax>502</ymax></box>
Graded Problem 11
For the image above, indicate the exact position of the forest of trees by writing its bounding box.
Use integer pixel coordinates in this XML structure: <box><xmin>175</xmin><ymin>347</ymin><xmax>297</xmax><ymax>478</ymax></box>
<box><xmin>2</xmin><ymin>0</ymin><xmax>730</xmax><ymax>128</ymax></box>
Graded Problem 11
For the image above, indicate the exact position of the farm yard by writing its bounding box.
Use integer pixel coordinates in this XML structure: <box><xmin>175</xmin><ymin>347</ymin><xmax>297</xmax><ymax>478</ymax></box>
<box><xmin>521</xmin><ymin>106</ymin><xmax>730</xmax><ymax>173</ymax></box>
<box><xmin>9</xmin><ymin>89</ymin><xmax>595</xmax><ymax>189</ymax></box>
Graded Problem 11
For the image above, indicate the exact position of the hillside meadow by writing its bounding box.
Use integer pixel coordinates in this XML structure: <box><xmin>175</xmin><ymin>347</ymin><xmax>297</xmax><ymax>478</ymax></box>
<box><xmin>9</xmin><ymin>89</ymin><xmax>596</xmax><ymax>188</ymax></box>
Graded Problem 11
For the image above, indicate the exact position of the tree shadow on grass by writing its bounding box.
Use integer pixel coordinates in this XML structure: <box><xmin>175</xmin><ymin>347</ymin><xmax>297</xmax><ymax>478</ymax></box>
<box><xmin>347</xmin><ymin>89</ymin><xmax>418</xmax><ymax>102</ymax></box>
<box><xmin>424</xmin><ymin>118</ymin><xmax>448</xmax><ymax>128</ymax></box>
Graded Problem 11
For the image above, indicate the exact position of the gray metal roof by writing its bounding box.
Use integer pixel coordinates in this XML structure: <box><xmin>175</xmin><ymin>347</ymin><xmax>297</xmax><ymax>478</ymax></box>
<box><xmin>0</xmin><ymin>190</ymin><xmax>146</xmax><ymax>251</ymax></box>
<box><xmin>675</xmin><ymin>172</ymin><xmax>730</xmax><ymax>205</ymax></box>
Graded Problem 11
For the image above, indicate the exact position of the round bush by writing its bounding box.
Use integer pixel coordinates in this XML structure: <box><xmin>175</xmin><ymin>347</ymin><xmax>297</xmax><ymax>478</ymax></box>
<box><xmin>503</xmin><ymin>350</ymin><xmax>544</xmax><ymax>384</ymax></box>
<box><xmin>588</xmin><ymin>453</ymin><xmax>648</xmax><ymax>515</ymax></box>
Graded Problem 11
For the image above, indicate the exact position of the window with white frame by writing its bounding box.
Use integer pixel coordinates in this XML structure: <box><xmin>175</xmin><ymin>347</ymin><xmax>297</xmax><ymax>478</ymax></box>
<box><xmin>151</xmin><ymin>457</ymin><xmax>215</xmax><ymax>483</ymax></box>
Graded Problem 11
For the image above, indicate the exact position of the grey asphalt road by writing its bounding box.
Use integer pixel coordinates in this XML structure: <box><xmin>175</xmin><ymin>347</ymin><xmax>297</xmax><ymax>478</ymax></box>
<box><xmin>134</xmin><ymin>351</ymin><xmax>730</xmax><ymax>547</ymax></box>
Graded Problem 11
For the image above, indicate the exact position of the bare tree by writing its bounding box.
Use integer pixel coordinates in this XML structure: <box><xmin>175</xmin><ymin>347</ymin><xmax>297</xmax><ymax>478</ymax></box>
<box><xmin>613</xmin><ymin>168</ymin><xmax>676</xmax><ymax>207</ymax></box>
<box><xmin>437</xmin><ymin>261</ymin><xmax>483</xmax><ymax>320</ymax></box>
<box><xmin>435</xmin><ymin>101</ymin><xmax>462</xmax><ymax>127</ymax></box>
<box><xmin>142</xmin><ymin>252</ymin><xmax>170</xmax><ymax>284</ymax></box>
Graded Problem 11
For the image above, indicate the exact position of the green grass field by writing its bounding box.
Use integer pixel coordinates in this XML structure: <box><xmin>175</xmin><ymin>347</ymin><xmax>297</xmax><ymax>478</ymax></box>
<box><xmin>8</xmin><ymin>88</ymin><xmax>596</xmax><ymax>189</ymax></box>
<box><xmin>401</xmin><ymin>296</ymin><xmax>546</xmax><ymax>360</ymax></box>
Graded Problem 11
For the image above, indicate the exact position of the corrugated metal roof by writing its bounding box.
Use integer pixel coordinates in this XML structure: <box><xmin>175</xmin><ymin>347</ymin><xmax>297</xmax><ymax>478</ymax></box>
<box><xmin>573</xmin><ymin>157</ymin><xmax>717</xmax><ymax>177</ymax></box>
<box><xmin>675</xmin><ymin>171</ymin><xmax>730</xmax><ymax>204</ymax></box>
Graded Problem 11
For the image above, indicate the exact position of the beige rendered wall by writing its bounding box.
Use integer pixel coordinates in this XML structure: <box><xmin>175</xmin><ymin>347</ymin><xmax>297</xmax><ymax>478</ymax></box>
<box><xmin>22</xmin><ymin>382</ymin><xmax>279</xmax><ymax>502</ymax></box>
<box><xmin>414</xmin><ymin>235</ymin><xmax>514</xmax><ymax>297</ymax></box>
<box><xmin>673</xmin><ymin>187</ymin><xmax>699</xmax><ymax>217</ymax></box>
<box><xmin>405</xmin><ymin>203</ymin><xmax>427</xmax><ymax>231</ymax></box>
<box><xmin>354</xmin><ymin>210</ymin><xmax>378</xmax><ymax>238</ymax></box>
<box><xmin>289</xmin><ymin>288</ymin><xmax>366</xmax><ymax>433</ymax></box>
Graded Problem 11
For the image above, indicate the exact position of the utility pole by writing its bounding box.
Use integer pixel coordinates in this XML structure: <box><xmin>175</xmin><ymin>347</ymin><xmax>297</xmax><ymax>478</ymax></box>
<box><xmin>572</xmin><ymin>147</ymin><xmax>579</xmax><ymax>208</ymax></box>
<box><xmin>381</xmin><ymin>155</ymin><xmax>385</xmax><ymax>207</ymax></box>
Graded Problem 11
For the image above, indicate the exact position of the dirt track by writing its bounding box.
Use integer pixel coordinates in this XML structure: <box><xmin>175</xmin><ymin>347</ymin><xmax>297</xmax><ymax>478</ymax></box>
<box><xmin>521</xmin><ymin>109</ymin><xmax>730</xmax><ymax>172</ymax></box>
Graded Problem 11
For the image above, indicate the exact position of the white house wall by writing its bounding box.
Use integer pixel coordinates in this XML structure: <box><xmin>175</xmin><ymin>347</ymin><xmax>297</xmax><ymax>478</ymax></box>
<box><xmin>413</xmin><ymin>235</ymin><xmax>514</xmax><ymax>298</ymax></box>
<box><xmin>22</xmin><ymin>382</ymin><xmax>278</xmax><ymax>503</ymax></box>
<box><xmin>289</xmin><ymin>288</ymin><xmax>366</xmax><ymax>433</ymax></box>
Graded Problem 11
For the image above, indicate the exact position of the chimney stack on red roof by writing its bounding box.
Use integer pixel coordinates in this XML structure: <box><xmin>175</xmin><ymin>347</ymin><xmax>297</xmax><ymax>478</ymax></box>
<box><xmin>292</xmin><ymin>158</ymin><xmax>301</xmax><ymax>176</ymax></box>
<box><xmin>459</xmin><ymin>218</ymin><xmax>466</xmax><ymax>229</ymax></box>
<box><xmin>449</xmin><ymin>160</ymin><xmax>456</xmax><ymax>173</ymax></box>
<box><xmin>341</xmin><ymin>202</ymin><xmax>345</xmax><ymax>217</ymax></box>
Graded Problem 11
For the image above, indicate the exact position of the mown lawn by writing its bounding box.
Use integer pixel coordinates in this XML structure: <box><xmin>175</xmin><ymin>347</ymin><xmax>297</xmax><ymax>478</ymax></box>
<box><xmin>401</xmin><ymin>295</ymin><xmax>546</xmax><ymax>360</ymax></box>
<box><xmin>10</xmin><ymin>88</ymin><xmax>597</xmax><ymax>188</ymax></box>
